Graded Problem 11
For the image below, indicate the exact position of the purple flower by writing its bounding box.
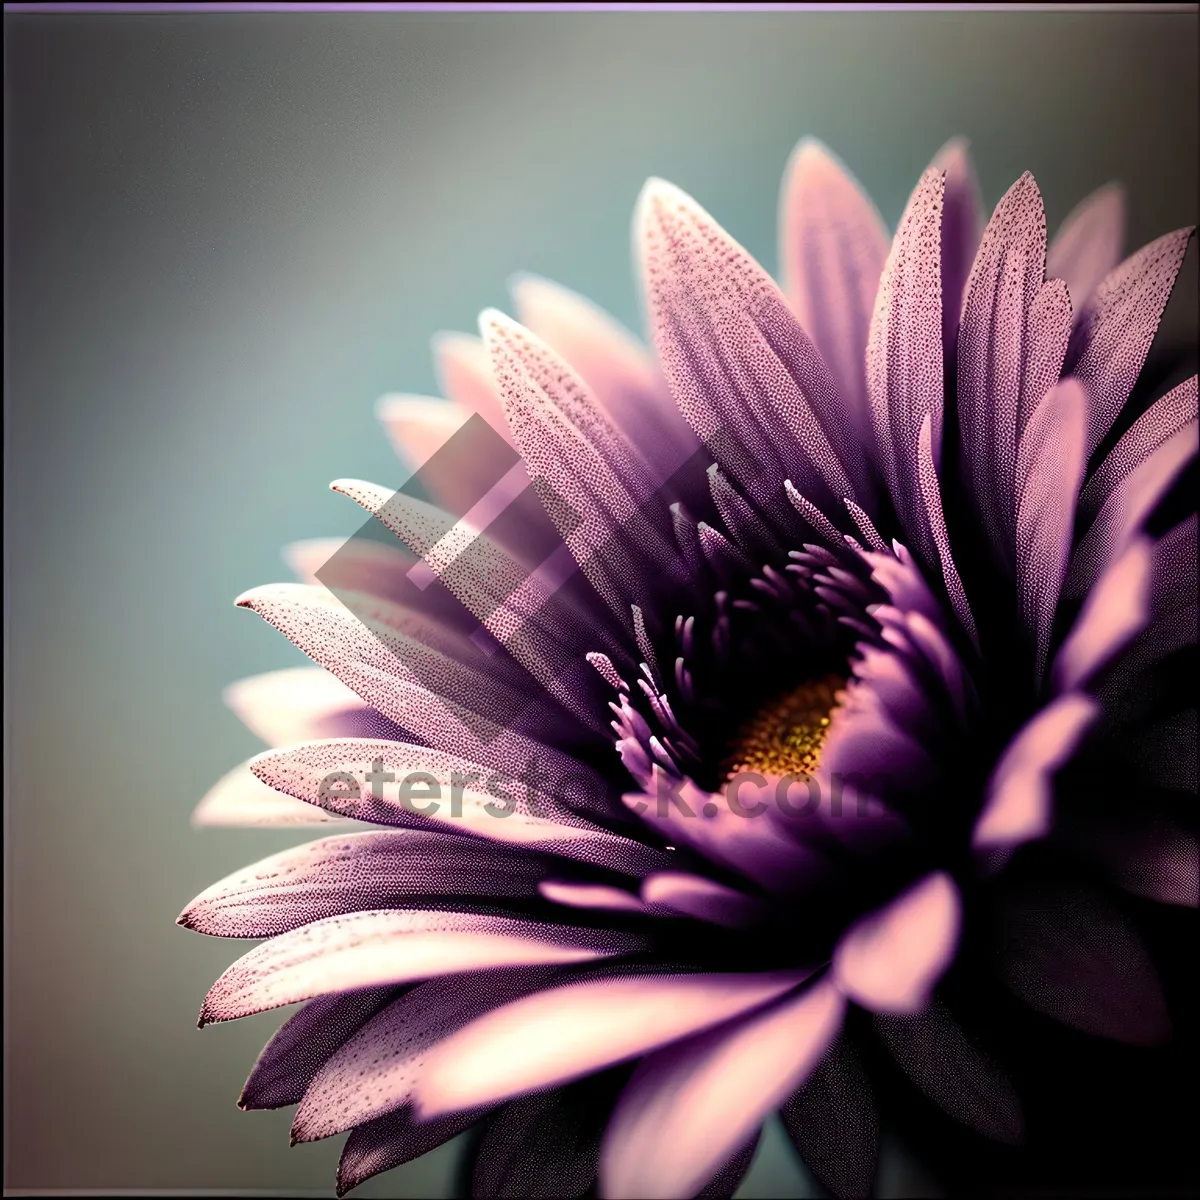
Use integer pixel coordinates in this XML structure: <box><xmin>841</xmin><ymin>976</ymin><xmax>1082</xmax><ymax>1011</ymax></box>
<box><xmin>182</xmin><ymin>138</ymin><xmax>1197</xmax><ymax>1198</ymax></box>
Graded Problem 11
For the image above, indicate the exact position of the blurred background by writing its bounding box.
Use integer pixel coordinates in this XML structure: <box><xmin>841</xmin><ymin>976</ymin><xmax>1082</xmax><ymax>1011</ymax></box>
<box><xmin>5</xmin><ymin>6</ymin><xmax>1197</xmax><ymax>1196</ymax></box>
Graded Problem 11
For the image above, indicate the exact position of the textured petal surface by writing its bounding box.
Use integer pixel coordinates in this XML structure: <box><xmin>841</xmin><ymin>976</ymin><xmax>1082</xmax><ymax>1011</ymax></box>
<box><xmin>414</xmin><ymin>970</ymin><xmax>809</xmax><ymax>1119</ymax></box>
<box><xmin>199</xmin><ymin>911</ymin><xmax>642</xmax><ymax>1024</ymax></box>
<box><xmin>192</xmin><ymin>761</ymin><xmax>353</xmax><ymax>828</ymax></box>
<box><xmin>598</xmin><ymin>979</ymin><xmax>844</xmax><ymax>1200</ymax></box>
<box><xmin>1046</xmin><ymin>182</ymin><xmax>1126</xmax><ymax>319</ymax></box>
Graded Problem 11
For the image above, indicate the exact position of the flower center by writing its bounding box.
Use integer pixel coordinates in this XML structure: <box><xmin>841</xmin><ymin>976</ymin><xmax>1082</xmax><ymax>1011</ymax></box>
<box><xmin>723</xmin><ymin>674</ymin><xmax>846</xmax><ymax>779</ymax></box>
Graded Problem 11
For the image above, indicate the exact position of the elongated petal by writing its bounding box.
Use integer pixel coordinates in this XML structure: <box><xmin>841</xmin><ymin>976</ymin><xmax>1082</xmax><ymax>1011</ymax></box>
<box><xmin>432</xmin><ymin>330</ymin><xmax>511</xmax><ymax>441</ymax></box>
<box><xmin>414</xmin><ymin>970</ymin><xmax>809</xmax><ymax>1119</ymax></box>
<box><xmin>1071</xmin><ymin>818</ymin><xmax>1199</xmax><ymax>908</ymax></box>
<box><xmin>247</xmin><ymin>739</ymin><xmax>663</xmax><ymax>873</ymax></box>
<box><xmin>283</xmin><ymin>537</ymin><xmax>416</xmax><ymax>610</ymax></box>
<box><xmin>932</xmin><ymin>137</ymin><xmax>984</xmax><ymax>364</ymax></box>
<box><xmin>1068</xmin><ymin>226</ymin><xmax>1194</xmax><ymax>455</ymax></box>
<box><xmin>223</xmin><ymin>667</ymin><xmax>373</xmax><ymax>747</ymax></box>
<box><xmin>867</xmin><ymin>168</ymin><xmax>945</xmax><ymax>561</ymax></box>
<box><xmin>337</xmin><ymin>1108</ymin><xmax>482</xmax><ymax>1197</ymax></box>
<box><xmin>779</xmin><ymin>138</ymin><xmax>889</xmax><ymax>437</ymax></box>
<box><xmin>1014</xmin><ymin>379</ymin><xmax>1088</xmax><ymax>681</ymax></box>
<box><xmin>198</xmin><ymin>910</ymin><xmax>641</xmax><ymax>1025</ymax></box>
<box><xmin>641</xmin><ymin>872</ymin><xmax>769</xmax><ymax>928</ymax></box>
<box><xmin>833</xmin><ymin>872</ymin><xmax>961</xmax><ymax>1014</ymax></box>
<box><xmin>781</xmin><ymin>1034</ymin><xmax>878</xmax><ymax>1200</ymax></box>
<box><xmin>997</xmin><ymin>885</ymin><xmax>1171</xmax><ymax>1045</ymax></box>
<box><xmin>1067</xmin><ymin>420</ymin><xmax>1197</xmax><ymax>598</ymax></box>
<box><xmin>1080</xmin><ymin>375</ymin><xmax>1198</xmax><ymax>522</ymax></box>
<box><xmin>1046</xmin><ymin>182</ymin><xmax>1126</xmax><ymax>319</ymax></box>
<box><xmin>637</xmin><ymin>177</ymin><xmax>860</xmax><ymax>512</ymax></box>
<box><xmin>511</xmin><ymin>273</ymin><xmax>698</xmax><ymax>480</ymax></box>
<box><xmin>191</xmin><ymin>761</ymin><xmax>352</xmax><ymax>828</ymax></box>
<box><xmin>178</xmin><ymin>830</ymin><xmax>561</xmax><ymax>938</ymax></box>
<box><xmin>973</xmin><ymin>693</ymin><xmax>1099</xmax><ymax>851</ymax></box>
<box><xmin>598</xmin><ymin>980</ymin><xmax>844</xmax><ymax>1200</ymax></box>
<box><xmin>376</xmin><ymin>393</ymin><xmax>468</xmax><ymax>470</ymax></box>
<box><xmin>239</xmin><ymin>986</ymin><xmax>401</xmax><ymax>1110</ymax></box>
<box><xmin>875</xmin><ymin>999</ymin><xmax>1023</xmax><ymax>1143</ymax></box>
<box><xmin>293</xmin><ymin>967</ymin><xmax>559</xmax><ymax>1141</ymax></box>
<box><xmin>1052</xmin><ymin>537</ymin><xmax>1152</xmax><ymax>693</ymax></box>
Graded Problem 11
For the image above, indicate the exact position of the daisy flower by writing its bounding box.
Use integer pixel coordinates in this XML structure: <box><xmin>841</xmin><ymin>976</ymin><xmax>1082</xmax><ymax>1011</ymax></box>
<box><xmin>181</xmin><ymin>137</ymin><xmax>1197</xmax><ymax>1199</ymax></box>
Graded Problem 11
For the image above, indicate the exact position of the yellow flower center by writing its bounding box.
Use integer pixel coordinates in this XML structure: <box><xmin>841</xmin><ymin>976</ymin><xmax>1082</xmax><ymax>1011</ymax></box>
<box><xmin>723</xmin><ymin>674</ymin><xmax>846</xmax><ymax>778</ymax></box>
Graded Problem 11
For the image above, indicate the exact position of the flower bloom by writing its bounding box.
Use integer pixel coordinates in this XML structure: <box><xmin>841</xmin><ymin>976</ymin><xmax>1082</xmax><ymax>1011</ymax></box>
<box><xmin>182</xmin><ymin>137</ymin><xmax>1197</xmax><ymax>1198</ymax></box>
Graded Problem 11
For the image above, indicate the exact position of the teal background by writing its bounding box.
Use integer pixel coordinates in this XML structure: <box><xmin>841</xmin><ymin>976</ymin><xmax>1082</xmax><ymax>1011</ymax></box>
<box><xmin>5</xmin><ymin>8</ymin><xmax>1197</xmax><ymax>1195</ymax></box>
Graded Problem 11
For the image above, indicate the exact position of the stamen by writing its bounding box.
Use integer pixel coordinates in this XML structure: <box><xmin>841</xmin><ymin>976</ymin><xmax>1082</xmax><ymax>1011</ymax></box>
<box><xmin>723</xmin><ymin>674</ymin><xmax>847</xmax><ymax>778</ymax></box>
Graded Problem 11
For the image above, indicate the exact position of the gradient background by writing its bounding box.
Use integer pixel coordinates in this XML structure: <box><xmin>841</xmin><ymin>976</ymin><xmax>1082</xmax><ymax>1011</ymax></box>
<box><xmin>5</xmin><ymin>6</ymin><xmax>1198</xmax><ymax>1196</ymax></box>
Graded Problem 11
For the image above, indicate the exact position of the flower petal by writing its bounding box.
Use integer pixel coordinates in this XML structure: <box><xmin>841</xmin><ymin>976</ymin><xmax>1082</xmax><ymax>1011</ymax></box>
<box><xmin>598</xmin><ymin>979</ymin><xmax>844</xmax><ymax>1200</ymax></box>
<box><xmin>931</xmin><ymin>137</ymin><xmax>984</xmax><ymax>364</ymax></box>
<box><xmin>1079</xmin><ymin>374</ymin><xmax>1198</xmax><ymax>523</ymax></box>
<box><xmin>996</xmin><ymin>885</ymin><xmax>1171</xmax><ymax>1045</ymax></box>
<box><xmin>972</xmin><ymin>693</ymin><xmax>1099</xmax><ymax>851</ymax></box>
<box><xmin>781</xmin><ymin>1033</ymin><xmax>878</xmax><ymax>1200</ymax></box>
<box><xmin>1046</xmin><ymin>182</ymin><xmax>1126</xmax><ymax>320</ymax></box>
<box><xmin>376</xmin><ymin>393</ymin><xmax>469</xmax><ymax>471</ymax></box>
<box><xmin>1067</xmin><ymin>226</ymin><xmax>1194</xmax><ymax>456</ymax></box>
<box><xmin>637</xmin><ymin>176</ymin><xmax>860</xmax><ymax>512</ymax></box>
<box><xmin>247</xmin><ymin>739</ymin><xmax>662</xmax><ymax>871</ymax></box>
<box><xmin>293</xmin><ymin>967</ymin><xmax>561</xmax><ymax>1142</ymax></box>
<box><xmin>1015</xmin><ymin>378</ymin><xmax>1088</xmax><ymax>681</ymax></box>
<box><xmin>640</xmin><ymin>871</ymin><xmax>769</xmax><ymax>928</ymax></box>
<box><xmin>414</xmin><ymin>969</ymin><xmax>810</xmax><ymax>1119</ymax></box>
<box><xmin>239</xmin><ymin>986</ymin><xmax>401</xmax><ymax>1111</ymax></box>
<box><xmin>511</xmin><ymin>273</ymin><xmax>698</xmax><ymax>480</ymax></box>
<box><xmin>779</xmin><ymin>138</ymin><xmax>889</xmax><ymax>441</ymax></box>
<box><xmin>833</xmin><ymin>872</ymin><xmax>961</xmax><ymax>1014</ymax></box>
<box><xmin>191</xmin><ymin>761</ymin><xmax>353</xmax><ymax>828</ymax></box>
<box><xmin>1051</xmin><ymin>537</ymin><xmax>1152</xmax><ymax>693</ymax></box>
<box><xmin>874</xmin><ymin>999</ymin><xmax>1023</xmax><ymax>1143</ymax></box>
<box><xmin>178</xmin><ymin>830</ymin><xmax>563</xmax><ymax>938</ymax></box>
<box><xmin>867</xmin><ymin>168</ymin><xmax>945</xmax><ymax>562</ymax></box>
<box><xmin>198</xmin><ymin>910</ymin><xmax>642</xmax><ymax>1025</ymax></box>
<box><xmin>223</xmin><ymin>667</ymin><xmax>375</xmax><ymax>747</ymax></box>
<box><xmin>431</xmin><ymin>329</ymin><xmax>511</xmax><ymax>441</ymax></box>
<box><xmin>337</xmin><ymin>1108</ymin><xmax>482</xmax><ymax>1197</ymax></box>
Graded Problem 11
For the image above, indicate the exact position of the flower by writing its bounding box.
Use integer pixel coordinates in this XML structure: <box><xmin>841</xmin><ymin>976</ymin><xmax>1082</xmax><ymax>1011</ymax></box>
<box><xmin>181</xmin><ymin>137</ymin><xmax>1197</xmax><ymax>1199</ymax></box>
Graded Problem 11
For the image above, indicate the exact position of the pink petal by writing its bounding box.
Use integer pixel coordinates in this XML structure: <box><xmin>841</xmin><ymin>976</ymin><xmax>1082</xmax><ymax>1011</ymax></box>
<box><xmin>223</xmin><ymin>667</ymin><xmax>371</xmax><ymax>748</ymax></box>
<box><xmin>511</xmin><ymin>273</ymin><xmax>698</xmax><ymax>479</ymax></box>
<box><xmin>247</xmin><ymin>739</ymin><xmax>664</xmax><ymax>874</ymax></box>
<box><xmin>598</xmin><ymin>979</ymin><xmax>844</xmax><ymax>1199</ymax></box>
<box><xmin>293</xmin><ymin>967</ymin><xmax>555</xmax><ymax>1142</ymax></box>
<box><xmin>191</xmin><ymin>761</ymin><xmax>352</xmax><ymax>828</ymax></box>
<box><xmin>1067</xmin><ymin>420</ymin><xmax>1198</xmax><ymax>598</ymax></box>
<box><xmin>640</xmin><ymin>871</ymin><xmax>769</xmax><ymax>928</ymax></box>
<box><xmin>1068</xmin><ymin>226</ymin><xmax>1195</xmax><ymax>456</ymax></box>
<box><xmin>337</xmin><ymin>1108</ymin><xmax>482</xmax><ymax>1197</ymax></box>
<box><xmin>972</xmin><ymin>693</ymin><xmax>1099</xmax><ymax>851</ymax></box>
<box><xmin>1046</xmin><ymin>182</ymin><xmax>1126</xmax><ymax>321</ymax></box>
<box><xmin>833</xmin><ymin>872</ymin><xmax>961</xmax><ymax>1014</ymax></box>
<box><xmin>198</xmin><ymin>910</ymin><xmax>641</xmax><ymax>1025</ymax></box>
<box><xmin>1014</xmin><ymin>378</ymin><xmax>1088</xmax><ymax>681</ymax></box>
<box><xmin>874</xmin><ymin>999</ymin><xmax>1023</xmax><ymax>1143</ymax></box>
<box><xmin>283</xmin><ymin>535</ymin><xmax>418</xmax><ymax>606</ymax></box>
<box><xmin>779</xmin><ymin>138</ymin><xmax>889</xmax><ymax>440</ymax></box>
<box><xmin>413</xmin><ymin>969</ymin><xmax>809</xmax><ymax>1119</ymax></box>
<box><xmin>539</xmin><ymin>880</ymin><xmax>648</xmax><ymax>914</ymax></box>
<box><xmin>637</xmin><ymin>176</ymin><xmax>861</xmax><ymax>512</ymax></box>
<box><xmin>1051</xmin><ymin>537</ymin><xmax>1152</xmax><ymax>694</ymax></box>
<box><xmin>431</xmin><ymin>330</ymin><xmax>512</xmax><ymax>442</ymax></box>
<box><xmin>917</xmin><ymin>412</ymin><xmax>979</xmax><ymax>646</ymax></box>
<box><xmin>239</xmin><ymin>986</ymin><xmax>399</xmax><ymax>1111</ymax></box>
<box><xmin>375</xmin><ymin>393</ymin><xmax>469</xmax><ymax>471</ymax></box>
<box><xmin>931</xmin><ymin>137</ymin><xmax>984</xmax><ymax>364</ymax></box>
<box><xmin>1079</xmin><ymin>374</ymin><xmax>1198</xmax><ymax>523</ymax></box>
<box><xmin>867</xmin><ymin>167</ymin><xmax>946</xmax><ymax>565</ymax></box>
<box><xmin>178</xmin><ymin>830</ymin><xmax>559</xmax><ymax>938</ymax></box>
